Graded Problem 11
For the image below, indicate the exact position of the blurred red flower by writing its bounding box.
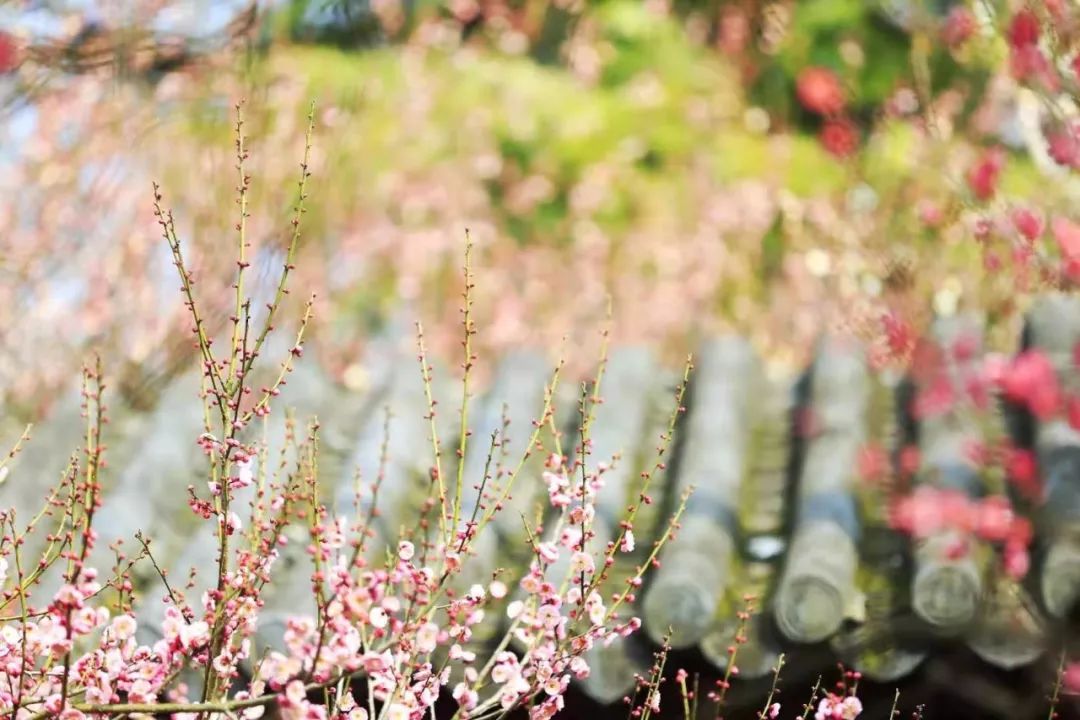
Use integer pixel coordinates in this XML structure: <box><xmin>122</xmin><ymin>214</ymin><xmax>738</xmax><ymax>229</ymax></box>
<box><xmin>1064</xmin><ymin>663</ymin><xmax>1080</xmax><ymax>694</ymax></box>
<box><xmin>1000</xmin><ymin>349</ymin><xmax>1060</xmax><ymax>420</ymax></box>
<box><xmin>881</xmin><ymin>310</ymin><xmax>914</xmax><ymax>362</ymax></box>
<box><xmin>1069</xmin><ymin>396</ymin><xmax>1080</xmax><ymax>432</ymax></box>
<box><xmin>1053</xmin><ymin>216</ymin><xmax>1080</xmax><ymax>282</ymax></box>
<box><xmin>912</xmin><ymin>375</ymin><xmax>956</xmax><ymax>419</ymax></box>
<box><xmin>1012</xmin><ymin>45</ymin><xmax>1058</xmax><ymax>90</ymax></box>
<box><xmin>819</xmin><ymin>118</ymin><xmax>858</xmax><ymax>158</ymax></box>
<box><xmin>975</xmin><ymin>496</ymin><xmax>1013</xmax><ymax>543</ymax></box>
<box><xmin>1011</xmin><ymin>207</ymin><xmax>1044</xmax><ymax>242</ymax></box>
<box><xmin>899</xmin><ymin>445</ymin><xmax>921</xmax><ymax>478</ymax></box>
<box><xmin>966</xmin><ymin>148</ymin><xmax>1005</xmax><ymax>201</ymax></box>
<box><xmin>1004</xmin><ymin>542</ymin><xmax>1030</xmax><ymax>579</ymax></box>
<box><xmin>796</xmin><ymin>67</ymin><xmax>845</xmax><ymax>116</ymax></box>
<box><xmin>0</xmin><ymin>32</ymin><xmax>17</xmax><ymax>74</ymax></box>
<box><xmin>1004</xmin><ymin>446</ymin><xmax>1041</xmax><ymax>501</ymax></box>
<box><xmin>1046</xmin><ymin>123</ymin><xmax>1080</xmax><ymax>169</ymax></box>
<box><xmin>1008</xmin><ymin>9</ymin><xmax>1040</xmax><ymax>47</ymax></box>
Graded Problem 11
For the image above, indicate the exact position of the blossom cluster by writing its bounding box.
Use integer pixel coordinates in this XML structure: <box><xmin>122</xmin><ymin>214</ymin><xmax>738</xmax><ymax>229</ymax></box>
<box><xmin>869</xmin><ymin>334</ymin><xmax>1079</xmax><ymax>579</ymax></box>
<box><xmin>0</xmin><ymin>441</ymin><xmax>652</xmax><ymax>720</ymax></box>
<box><xmin>814</xmin><ymin>693</ymin><xmax>863</xmax><ymax>720</ymax></box>
<box><xmin>889</xmin><ymin>488</ymin><xmax>1033</xmax><ymax>579</ymax></box>
<box><xmin>794</xmin><ymin>66</ymin><xmax>859</xmax><ymax>158</ymax></box>
<box><xmin>0</xmin><ymin>572</ymin><xmax>247</xmax><ymax>717</ymax></box>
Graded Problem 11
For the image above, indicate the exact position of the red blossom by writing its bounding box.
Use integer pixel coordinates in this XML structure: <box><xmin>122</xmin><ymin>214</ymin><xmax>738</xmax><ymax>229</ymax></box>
<box><xmin>892</xmin><ymin>487</ymin><xmax>1034</xmax><ymax>579</ymax></box>
<box><xmin>942</xmin><ymin>489</ymin><xmax>977</xmax><ymax>533</ymax></box>
<box><xmin>796</xmin><ymin>66</ymin><xmax>845</xmax><ymax>116</ymax></box>
<box><xmin>974</xmin><ymin>495</ymin><xmax>1013</xmax><ymax>542</ymax></box>
<box><xmin>1046</xmin><ymin>123</ymin><xmax>1080</xmax><ymax>169</ymax></box>
<box><xmin>1065</xmin><ymin>663</ymin><xmax>1080</xmax><ymax>694</ymax></box>
<box><xmin>1007</xmin><ymin>515</ymin><xmax>1033</xmax><ymax>548</ymax></box>
<box><xmin>1012</xmin><ymin>45</ymin><xmax>1058</xmax><ymax>90</ymax></box>
<box><xmin>1011</xmin><ymin>207</ymin><xmax>1044</xmax><ymax>242</ymax></box>
<box><xmin>889</xmin><ymin>488</ymin><xmax>943</xmax><ymax>537</ymax></box>
<box><xmin>881</xmin><ymin>310</ymin><xmax>914</xmax><ymax>362</ymax></box>
<box><xmin>891</xmin><ymin>488</ymin><xmax>976</xmax><ymax>538</ymax></box>
<box><xmin>1054</xmin><ymin>216</ymin><xmax>1080</xmax><ymax>255</ymax></box>
<box><xmin>999</xmin><ymin>349</ymin><xmax>1060</xmax><ymax>419</ymax></box>
<box><xmin>1068</xmin><ymin>396</ymin><xmax>1080</xmax><ymax>431</ymax></box>
<box><xmin>819</xmin><ymin>118</ymin><xmax>859</xmax><ymax>158</ymax></box>
<box><xmin>1005</xmin><ymin>446</ymin><xmax>1041</xmax><ymax>501</ymax></box>
<box><xmin>1008</xmin><ymin>9</ymin><xmax>1041</xmax><ymax>47</ymax></box>
<box><xmin>911</xmin><ymin>375</ymin><xmax>956</xmax><ymax>419</ymax></box>
<box><xmin>945</xmin><ymin>536</ymin><xmax>971</xmax><ymax>560</ymax></box>
<box><xmin>1004</xmin><ymin>542</ymin><xmax>1030</xmax><ymax>579</ymax></box>
<box><xmin>966</xmin><ymin>148</ymin><xmax>1005</xmax><ymax>201</ymax></box>
<box><xmin>952</xmin><ymin>331</ymin><xmax>979</xmax><ymax>363</ymax></box>
<box><xmin>899</xmin><ymin>444</ymin><xmax>921</xmax><ymax>477</ymax></box>
<box><xmin>1053</xmin><ymin>217</ymin><xmax>1080</xmax><ymax>282</ymax></box>
<box><xmin>0</xmin><ymin>32</ymin><xmax>17</xmax><ymax>74</ymax></box>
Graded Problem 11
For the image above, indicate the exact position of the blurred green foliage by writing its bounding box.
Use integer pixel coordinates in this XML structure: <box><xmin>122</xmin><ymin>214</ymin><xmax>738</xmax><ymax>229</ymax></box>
<box><xmin>154</xmin><ymin>0</ymin><xmax>1044</xmax><ymax>324</ymax></box>
<box><xmin>137</xmin><ymin>0</ymin><xmax>1055</xmax><ymax>374</ymax></box>
<box><xmin>2</xmin><ymin>0</ymin><xmax>1070</xmax><ymax>416</ymax></box>
<box><xmin>271</xmin><ymin>6</ymin><xmax>845</xmax><ymax>234</ymax></box>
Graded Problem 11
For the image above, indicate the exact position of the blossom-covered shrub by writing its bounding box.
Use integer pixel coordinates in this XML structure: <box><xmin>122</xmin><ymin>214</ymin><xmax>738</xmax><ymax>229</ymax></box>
<box><xmin>0</xmin><ymin>112</ymin><xmax>693</xmax><ymax>720</ymax></box>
